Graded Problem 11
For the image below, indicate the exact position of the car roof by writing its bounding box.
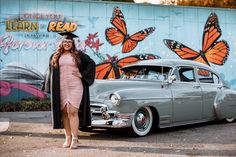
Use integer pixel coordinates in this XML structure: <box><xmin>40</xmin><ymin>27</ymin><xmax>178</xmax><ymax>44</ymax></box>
<box><xmin>122</xmin><ymin>59</ymin><xmax>218</xmax><ymax>73</ymax></box>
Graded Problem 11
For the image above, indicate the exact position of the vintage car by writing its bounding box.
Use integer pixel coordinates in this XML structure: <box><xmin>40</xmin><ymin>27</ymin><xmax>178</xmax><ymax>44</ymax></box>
<box><xmin>89</xmin><ymin>59</ymin><xmax>236</xmax><ymax>136</ymax></box>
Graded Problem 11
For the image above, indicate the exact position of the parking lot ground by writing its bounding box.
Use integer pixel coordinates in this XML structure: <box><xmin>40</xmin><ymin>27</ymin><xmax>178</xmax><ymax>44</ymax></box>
<box><xmin>0</xmin><ymin>112</ymin><xmax>236</xmax><ymax>157</ymax></box>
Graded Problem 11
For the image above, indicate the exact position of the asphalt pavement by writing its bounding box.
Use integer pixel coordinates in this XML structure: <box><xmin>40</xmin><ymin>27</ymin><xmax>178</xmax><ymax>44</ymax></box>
<box><xmin>0</xmin><ymin>111</ymin><xmax>236</xmax><ymax>157</ymax></box>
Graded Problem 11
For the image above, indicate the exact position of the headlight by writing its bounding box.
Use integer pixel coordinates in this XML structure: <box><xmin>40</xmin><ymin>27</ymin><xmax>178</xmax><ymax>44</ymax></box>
<box><xmin>109</xmin><ymin>93</ymin><xmax>121</xmax><ymax>106</ymax></box>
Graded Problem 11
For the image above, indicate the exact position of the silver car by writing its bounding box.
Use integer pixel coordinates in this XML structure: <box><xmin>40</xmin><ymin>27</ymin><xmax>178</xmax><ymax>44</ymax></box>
<box><xmin>90</xmin><ymin>59</ymin><xmax>236</xmax><ymax>136</ymax></box>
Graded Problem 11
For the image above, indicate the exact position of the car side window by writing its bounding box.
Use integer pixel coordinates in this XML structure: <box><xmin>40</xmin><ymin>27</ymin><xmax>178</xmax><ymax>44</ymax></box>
<box><xmin>197</xmin><ymin>68</ymin><xmax>220</xmax><ymax>84</ymax></box>
<box><xmin>122</xmin><ymin>66</ymin><xmax>172</xmax><ymax>80</ymax></box>
<box><xmin>147</xmin><ymin>70</ymin><xmax>167</xmax><ymax>80</ymax></box>
<box><xmin>178</xmin><ymin>67</ymin><xmax>196</xmax><ymax>82</ymax></box>
<box><xmin>146</xmin><ymin>67</ymin><xmax>172</xmax><ymax>80</ymax></box>
<box><xmin>124</xmin><ymin>69</ymin><xmax>139</xmax><ymax>79</ymax></box>
<box><xmin>147</xmin><ymin>70</ymin><xmax>160</xmax><ymax>79</ymax></box>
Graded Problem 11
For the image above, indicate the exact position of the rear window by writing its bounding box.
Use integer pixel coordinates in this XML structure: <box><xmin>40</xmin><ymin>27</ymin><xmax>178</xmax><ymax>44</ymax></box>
<box><xmin>197</xmin><ymin>68</ymin><xmax>220</xmax><ymax>84</ymax></box>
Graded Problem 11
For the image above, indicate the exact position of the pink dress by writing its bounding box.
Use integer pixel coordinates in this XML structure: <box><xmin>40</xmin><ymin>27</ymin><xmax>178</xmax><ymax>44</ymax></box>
<box><xmin>59</xmin><ymin>53</ymin><xmax>83</xmax><ymax>110</ymax></box>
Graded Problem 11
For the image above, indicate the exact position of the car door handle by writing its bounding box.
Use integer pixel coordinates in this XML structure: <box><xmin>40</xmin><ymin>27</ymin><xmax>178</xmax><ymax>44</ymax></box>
<box><xmin>193</xmin><ymin>85</ymin><xmax>200</xmax><ymax>89</ymax></box>
<box><xmin>217</xmin><ymin>86</ymin><xmax>223</xmax><ymax>89</ymax></box>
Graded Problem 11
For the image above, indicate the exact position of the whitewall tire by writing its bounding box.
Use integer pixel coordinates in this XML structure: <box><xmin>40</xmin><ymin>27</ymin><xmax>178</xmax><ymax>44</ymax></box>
<box><xmin>225</xmin><ymin>118</ymin><xmax>234</xmax><ymax>123</ymax></box>
<box><xmin>131</xmin><ymin>107</ymin><xmax>153</xmax><ymax>137</ymax></box>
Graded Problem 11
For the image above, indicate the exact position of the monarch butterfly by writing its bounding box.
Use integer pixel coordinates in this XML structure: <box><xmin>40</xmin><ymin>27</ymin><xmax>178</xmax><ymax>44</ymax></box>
<box><xmin>163</xmin><ymin>13</ymin><xmax>229</xmax><ymax>66</ymax></box>
<box><xmin>96</xmin><ymin>54</ymin><xmax>160</xmax><ymax>79</ymax></box>
<box><xmin>105</xmin><ymin>6</ymin><xmax>156</xmax><ymax>53</ymax></box>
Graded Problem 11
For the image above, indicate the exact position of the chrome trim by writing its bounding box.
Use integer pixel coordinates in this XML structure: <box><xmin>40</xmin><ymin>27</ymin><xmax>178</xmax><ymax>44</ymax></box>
<box><xmin>90</xmin><ymin>103</ymin><xmax>133</xmax><ymax>128</ymax></box>
<box><xmin>91</xmin><ymin>114</ymin><xmax>133</xmax><ymax>128</ymax></box>
<box><xmin>120</xmin><ymin>96</ymin><xmax>201</xmax><ymax>101</ymax></box>
<box><xmin>121</xmin><ymin>97</ymin><xmax>172</xmax><ymax>101</ymax></box>
<box><xmin>91</xmin><ymin>110</ymin><xmax>117</xmax><ymax>114</ymax></box>
<box><xmin>90</xmin><ymin>103</ymin><xmax>108</xmax><ymax>108</ymax></box>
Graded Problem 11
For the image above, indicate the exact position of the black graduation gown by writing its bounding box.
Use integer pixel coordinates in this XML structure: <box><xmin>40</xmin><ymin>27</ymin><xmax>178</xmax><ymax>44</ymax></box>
<box><xmin>42</xmin><ymin>52</ymin><xmax>96</xmax><ymax>129</ymax></box>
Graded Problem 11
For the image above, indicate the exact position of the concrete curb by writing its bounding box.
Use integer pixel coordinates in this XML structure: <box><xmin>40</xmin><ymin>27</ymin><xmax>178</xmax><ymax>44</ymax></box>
<box><xmin>0</xmin><ymin>118</ymin><xmax>9</xmax><ymax>132</ymax></box>
<box><xmin>0</xmin><ymin>111</ymin><xmax>51</xmax><ymax>123</ymax></box>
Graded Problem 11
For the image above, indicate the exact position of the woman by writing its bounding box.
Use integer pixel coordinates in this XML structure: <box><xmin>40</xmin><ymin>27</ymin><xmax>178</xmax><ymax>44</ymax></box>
<box><xmin>42</xmin><ymin>32</ymin><xmax>95</xmax><ymax>149</ymax></box>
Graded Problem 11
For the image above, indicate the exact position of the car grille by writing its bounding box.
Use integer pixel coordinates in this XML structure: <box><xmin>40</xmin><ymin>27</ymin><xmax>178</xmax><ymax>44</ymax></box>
<box><xmin>90</xmin><ymin>103</ymin><xmax>115</xmax><ymax>120</ymax></box>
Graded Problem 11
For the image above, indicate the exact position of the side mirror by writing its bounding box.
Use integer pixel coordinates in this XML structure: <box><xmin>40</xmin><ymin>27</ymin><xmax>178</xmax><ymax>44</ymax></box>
<box><xmin>168</xmin><ymin>75</ymin><xmax>176</xmax><ymax>84</ymax></box>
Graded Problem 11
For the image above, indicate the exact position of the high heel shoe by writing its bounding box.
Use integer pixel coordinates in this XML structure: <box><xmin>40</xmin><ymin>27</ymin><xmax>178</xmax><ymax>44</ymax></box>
<box><xmin>70</xmin><ymin>136</ymin><xmax>79</xmax><ymax>149</ymax></box>
<box><xmin>62</xmin><ymin>135</ymin><xmax>72</xmax><ymax>148</ymax></box>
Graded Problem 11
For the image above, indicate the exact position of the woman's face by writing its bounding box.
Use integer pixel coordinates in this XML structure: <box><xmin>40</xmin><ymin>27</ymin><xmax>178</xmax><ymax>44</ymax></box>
<box><xmin>62</xmin><ymin>39</ymin><xmax>73</xmax><ymax>51</ymax></box>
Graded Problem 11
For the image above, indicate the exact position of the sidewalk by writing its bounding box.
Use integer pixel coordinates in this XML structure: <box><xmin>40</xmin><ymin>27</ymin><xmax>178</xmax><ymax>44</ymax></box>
<box><xmin>0</xmin><ymin>111</ymin><xmax>51</xmax><ymax>133</ymax></box>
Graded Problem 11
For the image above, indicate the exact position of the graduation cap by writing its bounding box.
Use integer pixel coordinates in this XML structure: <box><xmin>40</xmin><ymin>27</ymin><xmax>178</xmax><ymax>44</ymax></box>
<box><xmin>58</xmin><ymin>32</ymin><xmax>78</xmax><ymax>40</ymax></box>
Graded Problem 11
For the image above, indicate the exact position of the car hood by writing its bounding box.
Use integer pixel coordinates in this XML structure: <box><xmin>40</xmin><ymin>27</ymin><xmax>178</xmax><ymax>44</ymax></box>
<box><xmin>90</xmin><ymin>79</ymin><xmax>163</xmax><ymax>102</ymax></box>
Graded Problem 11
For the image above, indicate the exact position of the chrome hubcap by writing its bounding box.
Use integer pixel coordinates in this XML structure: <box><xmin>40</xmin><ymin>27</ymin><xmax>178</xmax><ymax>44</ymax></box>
<box><xmin>134</xmin><ymin>108</ymin><xmax>150</xmax><ymax>131</ymax></box>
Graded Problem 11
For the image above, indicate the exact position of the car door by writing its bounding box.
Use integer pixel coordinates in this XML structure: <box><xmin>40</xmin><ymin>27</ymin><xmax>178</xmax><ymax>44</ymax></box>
<box><xmin>170</xmin><ymin>66</ymin><xmax>203</xmax><ymax>123</ymax></box>
<box><xmin>196</xmin><ymin>68</ymin><xmax>223</xmax><ymax>120</ymax></box>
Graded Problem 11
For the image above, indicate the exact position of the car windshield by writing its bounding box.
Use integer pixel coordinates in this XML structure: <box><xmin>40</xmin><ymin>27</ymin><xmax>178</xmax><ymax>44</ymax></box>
<box><xmin>121</xmin><ymin>66</ymin><xmax>172</xmax><ymax>81</ymax></box>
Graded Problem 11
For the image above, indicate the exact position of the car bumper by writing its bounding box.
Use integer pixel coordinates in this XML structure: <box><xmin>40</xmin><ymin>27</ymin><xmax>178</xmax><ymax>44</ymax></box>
<box><xmin>91</xmin><ymin>117</ymin><xmax>132</xmax><ymax>128</ymax></box>
<box><xmin>90</xmin><ymin>103</ymin><xmax>133</xmax><ymax>128</ymax></box>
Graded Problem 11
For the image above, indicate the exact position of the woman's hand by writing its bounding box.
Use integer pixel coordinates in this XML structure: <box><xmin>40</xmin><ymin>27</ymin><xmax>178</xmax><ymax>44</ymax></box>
<box><xmin>72</xmin><ymin>71</ymin><xmax>82</xmax><ymax>78</ymax></box>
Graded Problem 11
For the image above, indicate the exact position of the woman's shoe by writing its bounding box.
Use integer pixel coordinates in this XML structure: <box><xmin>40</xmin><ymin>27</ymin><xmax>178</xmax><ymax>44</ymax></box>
<box><xmin>70</xmin><ymin>136</ymin><xmax>79</xmax><ymax>149</ymax></box>
<box><xmin>62</xmin><ymin>135</ymin><xmax>72</xmax><ymax>148</ymax></box>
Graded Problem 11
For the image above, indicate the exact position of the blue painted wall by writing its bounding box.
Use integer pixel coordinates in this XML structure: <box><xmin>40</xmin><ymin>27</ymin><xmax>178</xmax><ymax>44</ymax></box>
<box><xmin>0</xmin><ymin>0</ymin><xmax>236</xmax><ymax>101</ymax></box>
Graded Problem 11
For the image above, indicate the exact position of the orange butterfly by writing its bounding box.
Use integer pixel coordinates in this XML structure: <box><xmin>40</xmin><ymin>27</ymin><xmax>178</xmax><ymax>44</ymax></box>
<box><xmin>163</xmin><ymin>13</ymin><xmax>229</xmax><ymax>66</ymax></box>
<box><xmin>105</xmin><ymin>6</ymin><xmax>155</xmax><ymax>53</ymax></box>
<box><xmin>96</xmin><ymin>54</ymin><xmax>160</xmax><ymax>79</ymax></box>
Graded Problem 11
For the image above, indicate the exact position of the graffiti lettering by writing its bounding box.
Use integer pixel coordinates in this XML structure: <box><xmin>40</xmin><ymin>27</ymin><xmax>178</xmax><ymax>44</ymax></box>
<box><xmin>47</xmin><ymin>21</ymin><xmax>77</xmax><ymax>32</ymax></box>
<box><xmin>0</xmin><ymin>35</ymin><xmax>48</xmax><ymax>55</ymax></box>
<box><xmin>24</xmin><ymin>33</ymin><xmax>50</xmax><ymax>39</ymax></box>
<box><xmin>22</xmin><ymin>13</ymin><xmax>62</xmax><ymax>20</ymax></box>
<box><xmin>5</xmin><ymin>20</ymin><xmax>38</xmax><ymax>32</ymax></box>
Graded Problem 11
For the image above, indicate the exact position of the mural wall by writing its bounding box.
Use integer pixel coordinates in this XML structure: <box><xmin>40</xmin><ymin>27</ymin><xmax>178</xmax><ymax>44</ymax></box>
<box><xmin>0</xmin><ymin>0</ymin><xmax>236</xmax><ymax>102</ymax></box>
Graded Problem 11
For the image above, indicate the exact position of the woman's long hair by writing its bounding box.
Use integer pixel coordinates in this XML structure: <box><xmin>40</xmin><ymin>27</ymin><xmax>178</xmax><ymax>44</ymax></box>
<box><xmin>51</xmin><ymin>39</ymin><xmax>81</xmax><ymax>68</ymax></box>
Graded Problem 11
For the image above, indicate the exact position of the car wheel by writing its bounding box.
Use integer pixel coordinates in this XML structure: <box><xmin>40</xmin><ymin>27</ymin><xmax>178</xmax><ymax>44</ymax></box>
<box><xmin>131</xmin><ymin>107</ymin><xmax>153</xmax><ymax>137</ymax></box>
<box><xmin>225</xmin><ymin>118</ymin><xmax>234</xmax><ymax>123</ymax></box>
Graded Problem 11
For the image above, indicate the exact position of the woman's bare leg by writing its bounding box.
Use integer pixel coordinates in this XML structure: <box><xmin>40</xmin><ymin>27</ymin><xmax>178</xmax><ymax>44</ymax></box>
<box><xmin>68</xmin><ymin>105</ymin><xmax>79</xmax><ymax>149</ymax></box>
<box><xmin>61</xmin><ymin>106</ymin><xmax>72</xmax><ymax>147</ymax></box>
<box><xmin>68</xmin><ymin>105</ymin><xmax>79</xmax><ymax>137</ymax></box>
